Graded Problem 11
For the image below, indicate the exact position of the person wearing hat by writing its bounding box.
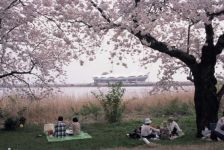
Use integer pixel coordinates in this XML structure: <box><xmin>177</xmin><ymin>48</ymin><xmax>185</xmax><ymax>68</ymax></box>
<box><xmin>141</xmin><ymin>118</ymin><xmax>160</xmax><ymax>139</ymax></box>
<box><xmin>167</xmin><ymin>116</ymin><xmax>184</xmax><ymax>139</ymax></box>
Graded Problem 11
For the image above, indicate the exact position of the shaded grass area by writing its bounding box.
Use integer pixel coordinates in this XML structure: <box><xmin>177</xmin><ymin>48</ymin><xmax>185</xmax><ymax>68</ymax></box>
<box><xmin>0</xmin><ymin>116</ymin><xmax>218</xmax><ymax>150</ymax></box>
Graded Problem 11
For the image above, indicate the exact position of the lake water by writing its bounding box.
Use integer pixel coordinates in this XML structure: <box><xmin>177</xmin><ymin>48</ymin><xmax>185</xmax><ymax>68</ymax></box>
<box><xmin>0</xmin><ymin>86</ymin><xmax>194</xmax><ymax>99</ymax></box>
<box><xmin>56</xmin><ymin>86</ymin><xmax>194</xmax><ymax>99</ymax></box>
<box><xmin>57</xmin><ymin>86</ymin><xmax>153</xmax><ymax>98</ymax></box>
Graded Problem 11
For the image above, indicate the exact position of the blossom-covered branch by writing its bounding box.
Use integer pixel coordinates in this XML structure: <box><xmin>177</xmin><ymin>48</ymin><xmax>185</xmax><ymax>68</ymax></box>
<box><xmin>12</xmin><ymin>74</ymin><xmax>38</xmax><ymax>100</ymax></box>
<box><xmin>3</xmin><ymin>0</ymin><xmax>24</xmax><ymax>11</ymax></box>
<box><xmin>0</xmin><ymin>0</ymin><xmax>75</xmax><ymax>98</ymax></box>
<box><xmin>208</xmin><ymin>9</ymin><xmax>224</xmax><ymax>19</ymax></box>
<box><xmin>134</xmin><ymin>32</ymin><xmax>197</xmax><ymax>69</ymax></box>
<box><xmin>89</xmin><ymin>0</ymin><xmax>112</xmax><ymax>23</ymax></box>
<box><xmin>0</xmin><ymin>60</ymin><xmax>35</xmax><ymax>79</ymax></box>
<box><xmin>89</xmin><ymin>0</ymin><xmax>120</xmax><ymax>29</ymax></box>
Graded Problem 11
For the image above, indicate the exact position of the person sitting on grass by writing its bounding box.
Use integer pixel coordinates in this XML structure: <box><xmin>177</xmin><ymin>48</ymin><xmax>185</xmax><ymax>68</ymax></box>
<box><xmin>167</xmin><ymin>117</ymin><xmax>184</xmax><ymax>139</ymax></box>
<box><xmin>71</xmin><ymin>117</ymin><xmax>81</xmax><ymax>135</ymax></box>
<box><xmin>211</xmin><ymin>112</ymin><xmax>224</xmax><ymax>141</ymax></box>
<box><xmin>54</xmin><ymin>116</ymin><xmax>66</xmax><ymax>138</ymax></box>
<box><xmin>141</xmin><ymin>118</ymin><xmax>160</xmax><ymax>140</ymax></box>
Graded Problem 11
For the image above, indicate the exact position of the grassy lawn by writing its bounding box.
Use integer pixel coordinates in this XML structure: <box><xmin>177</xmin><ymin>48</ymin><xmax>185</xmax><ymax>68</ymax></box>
<box><xmin>0</xmin><ymin>120</ymin><xmax>142</xmax><ymax>150</ymax></box>
<box><xmin>0</xmin><ymin>116</ymin><xmax>223</xmax><ymax>150</ymax></box>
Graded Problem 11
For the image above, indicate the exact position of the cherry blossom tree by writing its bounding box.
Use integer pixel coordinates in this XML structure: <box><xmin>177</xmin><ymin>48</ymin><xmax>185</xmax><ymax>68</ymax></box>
<box><xmin>40</xmin><ymin>0</ymin><xmax>224</xmax><ymax>137</ymax></box>
<box><xmin>0</xmin><ymin>0</ymin><xmax>77</xmax><ymax>98</ymax></box>
<box><xmin>2</xmin><ymin>0</ymin><xmax>224</xmax><ymax>137</ymax></box>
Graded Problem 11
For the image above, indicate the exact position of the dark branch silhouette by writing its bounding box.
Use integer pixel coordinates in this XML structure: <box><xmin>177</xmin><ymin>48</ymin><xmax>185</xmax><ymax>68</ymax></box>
<box><xmin>0</xmin><ymin>60</ymin><xmax>35</xmax><ymax>79</ymax></box>
<box><xmin>134</xmin><ymin>32</ymin><xmax>198</xmax><ymax>69</ymax></box>
<box><xmin>215</xmin><ymin>34</ymin><xmax>224</xmax><ymax>55</ymax></box>
<box><xmin>217</xmin><ymin>84</ymin><xmax>224</xmax><ymax>102</ymax></box>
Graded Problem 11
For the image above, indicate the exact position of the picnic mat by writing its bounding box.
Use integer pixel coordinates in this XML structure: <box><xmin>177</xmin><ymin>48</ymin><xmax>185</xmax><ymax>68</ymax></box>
<box><xmin>46</xmin><ymin>131</ymin><xmax>92</xmax><ymax>142</ymax></box>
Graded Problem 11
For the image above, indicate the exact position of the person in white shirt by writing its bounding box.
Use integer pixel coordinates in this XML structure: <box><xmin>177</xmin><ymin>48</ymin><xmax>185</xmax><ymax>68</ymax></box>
<box><xmin>141</xmin><ymin>118</ymin><xmax>160</xmax><ymax>139</ymax></box>
<box><xmin>167</xmin><ymin>117</ymin><xmax>184</xmax><ymax>139</ymax></box>
<box><xmin>212</xmin><ymin>112</ymin><xmax>224</xmax><ymax>140</ymax></box>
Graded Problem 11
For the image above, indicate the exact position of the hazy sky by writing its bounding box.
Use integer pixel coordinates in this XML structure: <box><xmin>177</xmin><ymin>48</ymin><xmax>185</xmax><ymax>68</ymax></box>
<box><xmin>64</xmin><ymin>34</ymin><xmax>189</xmax><ymax>84</ymax></box>
<box><xmin>64</xmin><ymin>52</ymin><xmax>188</xmax><ymax>84</ymax></box>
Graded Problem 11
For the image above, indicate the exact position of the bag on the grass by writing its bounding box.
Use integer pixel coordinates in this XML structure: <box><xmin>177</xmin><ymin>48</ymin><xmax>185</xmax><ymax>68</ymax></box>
<box><xmin>220</xmin><ymin>125</ymin><xmax>224</xmax><ymax>131</ymax></box>
<box><xmin>160</xmin><ymin>128</ymin><xmax>170</xmax><ymax>139</ymax></box>
<box><xmin>128</xmin><ymin>126</ymin><xmax>141</xmax><ymax>139</ymax></box>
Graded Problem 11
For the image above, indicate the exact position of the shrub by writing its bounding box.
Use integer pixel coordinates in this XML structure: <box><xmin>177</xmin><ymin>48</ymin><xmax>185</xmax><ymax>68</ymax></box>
<box><xmin>0</xmin><ymin>108</ymin><xmax>9</xmax><ymax>119</ymax></box>
<box><xmin>70</xmin><ymin>107</ymin><xmax>80</xmax><ymax>118</ymax></box>
<box><xmin>17</xmin><ymin>107</ymin><xmax>27</xmax><ymax>117</ymax></box>
<box><xmin>149</xmin><ymin>98</ymin><xmax>194</xmax><ymax>117</ymax></box>
<box><xmin>80</xmin><ymin>103</ymin><xmax>102</xmax><ymax>120</ymax></box>
<box><xmin>79</xmin><ymin>105</ymin><xmax>89</xmax><ymax>119</ymax></box>
<box><xmin>92</xmin><ymin>83</ymin><xmax>125</xmax><ymax>123</ymax></box>
<box><xmin>4</xmin><ymin>117</ymin><xmax>20</xmax><ymax>130</ymax></box>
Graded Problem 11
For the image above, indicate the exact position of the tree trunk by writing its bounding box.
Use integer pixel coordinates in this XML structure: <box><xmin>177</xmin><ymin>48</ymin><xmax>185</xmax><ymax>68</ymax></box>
<box><xmin>193</xmin><ymin>63</ymin><xmax>219</xmax><ymax>137</ymax></box>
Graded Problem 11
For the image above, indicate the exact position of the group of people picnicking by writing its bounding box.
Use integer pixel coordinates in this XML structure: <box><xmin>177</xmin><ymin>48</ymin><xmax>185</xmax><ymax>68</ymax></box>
<box><xmin>50</xmin><ymin>116</ymin><xmax>81</xmax><ymax>137</ymax></box>
<box><xmin>127</xmin><ymin>116</ymin><xmax>184</xmax><ymax>145</ymax></box>
<box><xmin>127</xmin><ymin>113</ymin><xmax>224</xmax><ymax>146</ymax></box>
<box><xmin>50</xmin><ymin>113</ymin><xmax>224</xmax><ymax>144</ymax></box>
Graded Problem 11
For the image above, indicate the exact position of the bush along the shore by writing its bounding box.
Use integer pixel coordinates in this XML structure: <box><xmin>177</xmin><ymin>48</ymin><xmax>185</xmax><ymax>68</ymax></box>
<box><xmin>4</xmin><ymin>116</ymin><xmax>27</xmax><ymax>130</ymax></box>
<box><xmin>4</xmin><ymin>117</ymin><xmax>20</xmax><ymax>130</ymax></box>
<box><xmin>80</xmin><ymin>103</ymin><xmax>102</xmax><ymax>120</ymax></box>
<box><xmin>92</xmin><ymin>83</ymin><xmax>125</xmax><ymax>123</ymax></box>
<box><xmin>149</xmin><ymin>98</ymin><xmax>194</xmax><ymax>117</ymax></box>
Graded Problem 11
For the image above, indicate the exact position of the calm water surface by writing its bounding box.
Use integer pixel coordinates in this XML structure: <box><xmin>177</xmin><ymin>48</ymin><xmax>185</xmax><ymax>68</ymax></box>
<box><xmin>57</xmin><ymin>86</ymin><xmax>153</xmax><ymax>99</ymax></box>
<box><xmin>0</xmin><ymin>86</ymin><xmax>194</xmax><ymax>99</ymax></box>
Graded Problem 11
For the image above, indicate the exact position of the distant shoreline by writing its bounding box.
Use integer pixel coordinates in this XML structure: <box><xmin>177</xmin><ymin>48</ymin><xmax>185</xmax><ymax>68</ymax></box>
<box><xmin>0</xmin><ymin>82</ymin><xmax>194</xmax><ymax>88</ymax></box>
<box><xmin>62</xmin><ymin>82</ymin><xmax>194</xmax><ymax>87</ymax></box>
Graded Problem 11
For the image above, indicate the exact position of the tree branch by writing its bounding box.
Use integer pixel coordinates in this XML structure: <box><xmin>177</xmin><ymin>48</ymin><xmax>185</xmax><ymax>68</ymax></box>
<box><xmin>89</xmin><ymin>0</ymin><xmax>111</xmax><ymax>23</ymax></box>
<box><xmin>1</xmin><ymin>24</ymin><xmax>21</xmax><ymax>41</ymax></box>
<box><xmin>187</xmin><ymin>23</ymin><xmax>193</xmax><ymax>53</ymax></box>
<box><xmin>4</xmin><ymin>0</ymin><xmax>19</xmax><ymax>11</ymax></box>
<box><xmin>134</xmin><ymin>0</ymin><xmax>141</xmax><ymax>7</ymax></box>
<box><xmin>12</xmin><ymin>74</ymin><xmax>38</xmax><ymax>100</ymax></box>
<box><xmin>204</xmin><ymin>23</ymin><xmax>214</xmax><ymax>46</ymax></box>
<box><xmin>72</xmin><ymin>20</ymin><xmax>93</xmax><ymax>28</ymax></box>
<box><xmin>89</xmin><ymin>0</ymin><xmax>120</xmax><ymax>29</ymax></box>
<box><xmin>134</xmin><ymin>32</ymin><xmax>197</xmax><ymax>68</ymax></box>
<box><xmin>215</xmin><ymin>33</ymin><xmax>224</xmax><ymax>55</ymax></box>
<box><xmin>0</xmin><ymin>18</ymin><xmax>2</xmax><ymax>29</ymax></box>
<box><xmin>217</xmin><ymin>84</ymin><xmax>224</xmax><ymax>102</ymax></box>
<box><xmin>30</xmin><ymin>73</ymin><xmax>52</xmax><ymax>88</ymax></box>
<box><xmin>208</xmin><ymin>9</ymin><xmax>224</xmax><ymax>20</ymax></box>
<box><xmin>4</xmin><ymin>0</ymin><xmax>25</xmax><ymax>11</ymax></box>
<box><xmin>36</xmin><ymin>11</ymin><xmax>63</xmax><ymax>31</ymax></box>
<box><xmin>0</xmin><ymin>60</ymin><xmax>35</xmax><ymax>79</ymax></box>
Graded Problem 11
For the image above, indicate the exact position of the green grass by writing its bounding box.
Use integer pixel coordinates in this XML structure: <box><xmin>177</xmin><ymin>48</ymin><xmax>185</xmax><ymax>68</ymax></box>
<box><xmin>148</xmin><ymin>98</ymin><xmax>194</xmax><ymax>117</ymax></box>
<box><xmin>0</xmin><ymin>116</ymin><xmax>214</xmax><ymax>150</ymax></box>
<box><xmin>158</xmin><ymin>116</ymin><xmax>203</xmax><ymax>145</ymax></box>
<box><xmin>0</xmin><ymin>121</ymin><xmax>142</xmax><ymax>150</ymax></box>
